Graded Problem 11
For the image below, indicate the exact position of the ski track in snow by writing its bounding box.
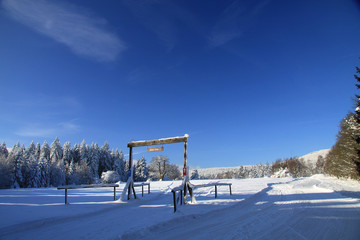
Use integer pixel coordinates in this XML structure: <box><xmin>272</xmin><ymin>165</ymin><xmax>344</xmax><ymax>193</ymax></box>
<box><xmin>0</xmin><ymin>176</ymin><xmax>359</xmax><ymax>240</ymax></box>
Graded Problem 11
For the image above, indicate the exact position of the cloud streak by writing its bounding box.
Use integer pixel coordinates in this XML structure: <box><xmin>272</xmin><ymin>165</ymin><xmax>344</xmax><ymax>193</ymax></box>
<box><xmin>15</xmin><ymin>120</ymin><xmax>80</xmax><ymax>138</ymax></box>
<box><xmin>2</xmin><ymin>0</ymin><xmax>126</xmax><ymax>62</ymax></box>
<box><xmin>209</xmin><ymin>0</ymin><xmax>271</xmax><ymax>47</ymax></box>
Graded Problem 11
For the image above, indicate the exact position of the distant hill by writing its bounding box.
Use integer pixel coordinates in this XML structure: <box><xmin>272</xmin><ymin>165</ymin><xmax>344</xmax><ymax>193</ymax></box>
<box><xmin>299</xmin><ymin>149</ymin><xmax>330</xmax><ymax>169</ymax></box>
<box><xmin>194</xmin><ymin>149</ymin><xmax>331</xmax><ymax>178</ymax></box>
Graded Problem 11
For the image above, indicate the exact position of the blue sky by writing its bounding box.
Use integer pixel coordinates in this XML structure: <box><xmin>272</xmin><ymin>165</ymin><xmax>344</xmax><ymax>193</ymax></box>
<box><xmin>1</xmin><ymin>0</ymin><xmax>360</xmax><ymax>168</ymax></box>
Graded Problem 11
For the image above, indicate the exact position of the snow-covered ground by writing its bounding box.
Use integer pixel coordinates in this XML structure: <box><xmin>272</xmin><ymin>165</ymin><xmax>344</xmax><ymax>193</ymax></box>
<box><xmin>0</xmin><ymin>175</ymin><xmax>359</xmax><ymax>239</ymax></box>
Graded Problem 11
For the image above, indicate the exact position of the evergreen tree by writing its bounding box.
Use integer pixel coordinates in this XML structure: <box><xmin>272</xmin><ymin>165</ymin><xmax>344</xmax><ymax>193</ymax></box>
<box><xmin>39</xmin><ymin>141</ymin><xmax>50</xmax><ymax>187</ymax></box>
<box><xmin>190</xmin><ymin>169</ymin><xmax>199</xmax><ymax>180</ymax></box>
<box><xmin>314</xmin><ymin>155</ymin><xmax>325</xmax><ymax>174</ymax></box>
<box><xmin>0</xmin><ymin>142</ymin><xmax>9</xmax><ymax>159</ymax></box>
<box><xmin>50</xmin><ymin>138</ymin><xmax>64</xmax><ymax>186</ymax></box>
<box><xmin>0</xmin><ymin>154</ymin><xmax>12</xmax><ymax>189</ymax></box>
<box><xmin>80</xmin><ymin>140</ymin><xmax>88</xmax><ymax>165</ymax></box>
<box><xmin>21</xmin><ymin>144</ymin><xmax>32</xmax><ymax>187</ymax></box>
<box><xmin>354</xmin><ymin>64</ymin><xmax>360</xmax><ymax>175</ymax></box>
<box><xmin>324</xmin><ymin>113</ymin><xmax>360</xmax><ymax>179</ymax></box>
<box><xmin>99</xmin><ymin>142</ymin><xmax>112</xmax><ymax>176</ymax></box>
<box><xmin>112</xmin><ymin>149</ymin><xmax>125</xmax><ymax>181</ymax></box>
<box><xmin>89</xmin><ymin>143</ymin><xmax>100</xmax><ymax>182</ymax></box>
<box><xmin>7</xmin><ymin>143</ymin><xmax>24</xmax><ymax>188</ymax></box>
<box><xmin>134</xmin><ymin>156</ymin><xmax>148</xmax><ymax>182</ymax></box>
<box><xmin>28</xmin><ymin>141</ymin><xmax>36</xmax><ymax>157</ymax></box>
<box><xmin>34</xmin><ymin>143</ymin><xmax>41</xmax><ymax>161</ymax></box>
<box><xmin>62</xmin><ymin>142</ymin><xmax>72</xmax><ymax>185</ymax></box>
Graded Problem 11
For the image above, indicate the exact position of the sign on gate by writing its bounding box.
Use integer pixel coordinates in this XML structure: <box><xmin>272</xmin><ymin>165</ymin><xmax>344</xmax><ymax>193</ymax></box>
<box><xmin>147</xmin><ymin>146</ymin><xmax>164</xmax><ymax>152</ymax></box>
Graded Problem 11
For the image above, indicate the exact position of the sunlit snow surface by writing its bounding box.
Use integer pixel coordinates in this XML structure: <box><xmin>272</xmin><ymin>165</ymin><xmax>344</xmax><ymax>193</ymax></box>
<box><xmin>0</xmin><ymin>175</ymin><xmax>359</xmax><ymax>240</ymax></box>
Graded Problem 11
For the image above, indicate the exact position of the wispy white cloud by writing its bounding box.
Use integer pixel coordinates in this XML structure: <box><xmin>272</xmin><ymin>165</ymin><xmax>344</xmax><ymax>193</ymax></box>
<box><xmin>2</xmin><ymin>0</ymin><xmax>126</xmax><ymax>62</ymax></box>
<box><xmin>209</xmin><ymin>0</ymin><xmax>271</xmax><ymax>47</ymax></box>
<box><xmin>122</xmin><ymin>0</ymin><xmax>201</xmax><ymax>52</ymax></box>
<box><xmin>15</xmin><ymin>120</ymin><xmax>80</xmax><ymax>138</ymax></box>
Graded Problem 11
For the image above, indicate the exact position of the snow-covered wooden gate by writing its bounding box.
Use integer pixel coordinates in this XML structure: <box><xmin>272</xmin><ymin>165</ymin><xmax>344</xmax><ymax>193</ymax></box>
<box><xmin>121</xmin><ymin>134</ymin><xmax>189</xmax><ymax>201</ymax></box>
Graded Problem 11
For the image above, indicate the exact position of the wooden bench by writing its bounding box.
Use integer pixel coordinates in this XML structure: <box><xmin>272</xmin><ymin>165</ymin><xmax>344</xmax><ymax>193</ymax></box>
<box><xmin>191</xmin><ymin>182</ymin><xmax>232</xmax><ymax>198</ymax></box>
<box><xmin>57</xmin><ymin>184</ymin><xmax>119</xmax><ymax>204</ymax></box>
<box><xmin>171</xmin><ymin>182</ymin><xmax>232</xmax><ymax>212</ymax></box>
<box><xmin>133</xmin><ymin>182</ymin><xmax>151</xmax><ymax>197</ymax></box>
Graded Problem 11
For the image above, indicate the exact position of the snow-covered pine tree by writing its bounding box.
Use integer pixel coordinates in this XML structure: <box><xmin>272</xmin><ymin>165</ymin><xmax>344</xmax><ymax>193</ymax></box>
<box><xmin>80</xmin><ymin>140</ymin><xmax>88</xmax><ymax>166</ymax></box>
<box><xmin>21</xmin><ymin>144</ymin><xmax>32</xmax><ymax>188</ymax></box>
<box><xmin>112</xmin><ymin>149</ymin><xmax>125</xmax><ymax>181</ymax></box>
<box><xmin>354</xmin><ymin>64</ymin><xmax>360</xmax><ymax>176</ymax></box>
<box><xmin>62</xmin><ymin>142</ymin><xmax>72</xmax><ymax>185</ymax></box>
<box><xmin>134</xmin><ymin>156</ymin><xmax>148</xmax><ymax>182</ymax></box>
<box><xmin>49</xmin><ymin>138</ymin><xmax>64</xmax><ymax>186</ymax></box>
<box><xmin>0</xmin><ymin>151</ymin><xmax>12</xmax><ymax>188</ymax></box>
<box><xmin>89</xmin><ymin>143</ymin><xmax>100</xmax><ymax>182</ymax></box>
<box><xmin>75</xmin><ymin>159</ymin><xmax>92</xmax><ymax>185</ymax></box>
<box><xmin>7</xmin><ymin>143</ymin><xmax>24</xmax><ymax>188</ymax></box>
<box><xmin>0</xmin><ymin>142</ymin><xmax>9</xmax><ymax>159</ymax></box>
<box><xmin>39</xmin><ymin>141</ymin><xmax>50</xmax><ymax>187</ymax></box>
<box><xmin>34</xmin><ymin>143</ymin><xmax>41</xmax><ymax>161</ymax></box>
<box><xmin>67</xmin><ymin>161</ymin><xmax>78</xmax><ymax>185</ymax></box>
<box><xmin>72</xmin><ymin>144</ymin><xmax>81</xmax><ymax>163</ymax></box>
<box><xmin>190</xmin><ymin>169</ymin><xmax>199</xmax><ymax>180</ymax></box>
<box><xmin>27</xmin><ymin>141</ymin><xmax>36</xmax><ymax>157</ymax></box>
<box><xmin>99</xmin><ymin>142</ymin><xmax>112</xmax><ymax>176</ymax></box>
<box><xmin>29</xmin><ymin>153</ymin><xmax>40</xmax><ymax>188</ymax></box>
<box><xmin>325</xmin><ymin>113</ymin><xmax>360</xmax><ymax>179</ymax></box>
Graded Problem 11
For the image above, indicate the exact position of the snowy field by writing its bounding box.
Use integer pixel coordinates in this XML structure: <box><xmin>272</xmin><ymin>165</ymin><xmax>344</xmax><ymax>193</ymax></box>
<box><xmin>0</xmin><ymin>175</ymin><xmax>359</xmax><ymax>240</ymax></box>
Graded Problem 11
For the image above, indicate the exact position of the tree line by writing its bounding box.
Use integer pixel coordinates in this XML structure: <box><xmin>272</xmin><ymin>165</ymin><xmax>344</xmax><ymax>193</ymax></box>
<box><xmin>0</xmin><ymin>139</ymin><xmax>128</xmax><ymax>189</ymax></box>
<box><xmin>0</xmin><ymin>139</ymin><xmax>187</xmax><ymax>189</ymax></box>
<box><xmin>323</xmin><ymin>64</ymin><xmax>360</xmax><ymax>180</ymax></box>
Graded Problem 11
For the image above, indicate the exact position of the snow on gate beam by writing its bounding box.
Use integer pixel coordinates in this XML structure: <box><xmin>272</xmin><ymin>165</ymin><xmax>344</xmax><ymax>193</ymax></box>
<box><xmin>127</xmin><ymin>134</ymin><xmax>189</xmax><ymax>148</ymax></box>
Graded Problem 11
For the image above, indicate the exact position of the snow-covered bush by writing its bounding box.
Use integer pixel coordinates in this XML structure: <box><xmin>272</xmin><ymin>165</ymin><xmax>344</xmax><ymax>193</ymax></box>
<box><xmin>271</xmin><ymin>168</ymin><xmax>293</xmax><ymax>178</ymax></box>
<box><xmin>101</xmin><ymin>171</ymin><xmax>120</xmax><ymax>183</ymax></box>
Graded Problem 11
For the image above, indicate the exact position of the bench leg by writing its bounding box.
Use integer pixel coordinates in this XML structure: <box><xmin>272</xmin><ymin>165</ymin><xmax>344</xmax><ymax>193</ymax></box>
<box><xmin>229</xmin><ymin>185</ymin><xmax>232</xmax><ymax>195</ymax></box>
<box><xmin>180</xmin><ymin>190</ymin><xmax>183</xmax><ymax>205</ymax></box>
<box><xmin>215</xmin><ymin>185</ymin><xmax>217</xmax><ymax>198</ymax></box>
<box><xmin>132</xmin><ymin>184</ymin><xmax>137</xmax><ymax>199</ymax></box>
<box><xmin>172</xmin><ymin>191</ymin><xmax>177</xmax><ymax>213</ymax></box>
<box><xmin>148</xmin><ymin>184</ymin><xmax>150</xmax><ymax>194</ymax></box>
<box><xmin>142</xmin><ymin>185</ymin><xmax>144</xmax><ymax>197</ymax></box>
<box><xmin>114</xmin><ymin>187</ymin><xmax>116</xmax><ymax>201</ymax></box>
<box><xmin>65</xmin><ymin>189</ymin><xmax>68</xmax><ymax>204</ymax></box>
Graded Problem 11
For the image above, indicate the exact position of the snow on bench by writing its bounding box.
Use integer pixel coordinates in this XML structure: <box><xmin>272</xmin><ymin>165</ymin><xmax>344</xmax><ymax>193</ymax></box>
<box><xmin>133</xmin><ymin>182</ymin><xmax>151</xmax><ymax>197</ymax></box>
<box><xmin>190</xmin><ymin>182</ymin><xmax>232</xmax><ymax>198</ymax></box>
<box><xmin>57</xmin><ymin>183</ymin><xmax>119</xmax><ymax>204</ymax></box>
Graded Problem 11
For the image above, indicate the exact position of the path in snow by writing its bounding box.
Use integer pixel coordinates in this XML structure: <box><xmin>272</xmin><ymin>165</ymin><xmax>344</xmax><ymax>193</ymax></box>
<box><xmin>120</xmin><ymin>176</ymin><xmax>360</xmax><ymax>240</ymax></box>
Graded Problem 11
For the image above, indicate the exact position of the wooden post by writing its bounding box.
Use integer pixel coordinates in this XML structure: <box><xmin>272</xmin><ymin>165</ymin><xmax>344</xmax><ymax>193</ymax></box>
<box><xmin>141</xmin><ymin>185</ymin><xmax>144</xmax><ymax>197</ymax></box>
<box><xmin>65</xmin><ymin>189</ymin><xmax>68</xmax><ymax>204</ymax></box>
<box><xmin>148</xmin><ymin>183</ymin><xmax>150</xmax><ymax>194</ymax></box>
<box><xmin>229</xmin><ymin>185</ymin><xmax>232</xmax><ymax>195</ymax></box>
<box><xmin>172</xmin><ymin>190</ymin><xmax>177</xmax><ymax>212</ymax></box>
<box><xmin>114</xmin><ymin>186</ymin><xmax>116</xmax><ymax>200</ymax></box>
<box><xmin>184</xmin><ymin>141</ymin><xmax>187</xmax><ymax>174</ymax></box>
<box><xmin>215</xmin><ymin>185</ymin><xmax>218</xmax><ymax>198</ymax></box>
<box><xmin>128</xmin><ymin>147</ymin><xmax>133</xmax><ymax>200</ymax></box>
<box><xmin>132</xmin><ymin>183</ymin><xmax>137</xmax><ymax>199</ymax></box>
